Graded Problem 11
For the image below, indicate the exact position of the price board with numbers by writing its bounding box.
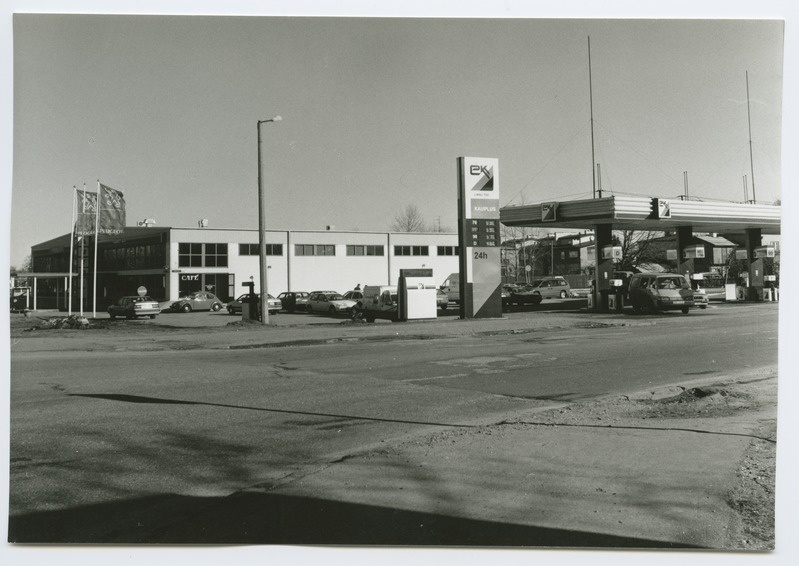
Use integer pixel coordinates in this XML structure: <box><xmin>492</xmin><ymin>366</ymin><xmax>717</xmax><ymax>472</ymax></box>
<box><xmin>456</xmin><ymin>157</ymin><xmax>502</xmax><ymax>319</ymax></box>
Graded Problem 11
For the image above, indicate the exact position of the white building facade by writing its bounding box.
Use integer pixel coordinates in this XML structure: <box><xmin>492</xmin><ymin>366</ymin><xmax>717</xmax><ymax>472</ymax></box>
<box><xmin>30</xmin><ymin>226</ymin><xmax>460</xmax><ymax>308</ymax></box>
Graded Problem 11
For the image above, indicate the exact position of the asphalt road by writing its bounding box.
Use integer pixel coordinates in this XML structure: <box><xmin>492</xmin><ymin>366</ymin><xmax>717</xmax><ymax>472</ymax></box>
<box><xmin>8</xmin><ymin>303</ymin><xmax>778</xmax><ymax>543</ymax></box>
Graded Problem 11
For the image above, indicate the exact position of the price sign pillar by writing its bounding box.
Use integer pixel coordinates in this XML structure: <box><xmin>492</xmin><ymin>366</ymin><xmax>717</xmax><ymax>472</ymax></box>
<box><xmin>457</xmin><ymin>157</ymin><xmax>502</xmax><ymax>318</ymax></box>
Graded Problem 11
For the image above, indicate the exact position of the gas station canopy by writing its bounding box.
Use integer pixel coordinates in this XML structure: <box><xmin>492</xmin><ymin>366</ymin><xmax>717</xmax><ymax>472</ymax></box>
<box><xmin>500</xmin><ymin>196</ymin><xmax>781</xmax><ymax>236</ymax></box>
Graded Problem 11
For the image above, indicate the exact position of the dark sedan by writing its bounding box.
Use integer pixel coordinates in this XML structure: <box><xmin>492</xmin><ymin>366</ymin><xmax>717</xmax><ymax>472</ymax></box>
<box><xmin>108</xmin><ymin>296</ymin><xmax>160</xmax><ymax>319</ymax></box>
<box><xmin>503</xmin><ymin>284</ymin><xmax>543</xmax><ymax>306</ymax></box>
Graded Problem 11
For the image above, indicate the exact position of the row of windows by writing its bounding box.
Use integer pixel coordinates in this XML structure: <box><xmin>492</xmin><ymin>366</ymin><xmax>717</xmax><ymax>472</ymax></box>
<box><xmin>102</xmin><ymin>243</ymin><xmax>165</xmax><ymax>271</ymax></box>
<box><xmin>179</xmin><ymin>243</ymin><xmax>228</xmax><ymax>268</ymax></box>
<box><xmin>185</xmin><ymin>243</ymin><xmax>461</xmax><ymax>260</ymax></box>
<box><xmin>239</xmin><ymin>243</ymin><xmax>285</xmax><ymax>256</ymax></box>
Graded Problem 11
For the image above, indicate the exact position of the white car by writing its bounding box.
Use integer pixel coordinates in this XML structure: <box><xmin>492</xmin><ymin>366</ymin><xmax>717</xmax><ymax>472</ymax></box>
<box><xmin>306</xmin><ymin>291</ymin><xmax>357</xmax><ymax>315</ymax></box>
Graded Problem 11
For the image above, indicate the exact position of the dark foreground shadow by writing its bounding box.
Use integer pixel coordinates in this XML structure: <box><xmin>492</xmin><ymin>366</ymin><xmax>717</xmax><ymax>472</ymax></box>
<box><xmin>9</xmin><ymin>491</ymin><xmax>700</xmax><ymax>548</ymax></box>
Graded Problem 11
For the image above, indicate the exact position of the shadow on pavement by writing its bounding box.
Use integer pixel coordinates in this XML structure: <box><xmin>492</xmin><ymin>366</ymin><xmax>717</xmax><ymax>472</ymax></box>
<box><xmin>8</xmin><ymin>491</ymin><xmax>700</xmax><ymax>548</ymax></box>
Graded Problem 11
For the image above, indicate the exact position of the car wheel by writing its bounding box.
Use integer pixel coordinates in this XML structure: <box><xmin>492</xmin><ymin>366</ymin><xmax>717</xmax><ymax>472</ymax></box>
<box><xmin>211</xmin><ymin>303</ymin><xmax>221</xmax><ymax>312</ymax></box>
<box><xmin>306</xmin><ymin>305</ymin><xmax>314</xmax><ymax>314</ymax></box>
<box><xmin>329</xmin><ymin>306</ymin><xmax>337</xmax><ymax>315</ymax></box>
<box><xmin>560</xmin><ymin>290</ymin><xmax>568</xmax><ymax>298</ymax></box>
<box><xmin>440</xmin><ymin>303</ymin><xmax>447</xmax><ymax>310</ymax></box>
<box><xmin>365</xmin><ymin>315</ymin><xmax>375</xmax><ymax>323</ymax></box>
<box><xmin>181</xmin><ymin>304</ymin><xmax>192</xmax><ymax>313</ymax></box>
<box><xmin>700</xmin><ymin>304</ymin><xmax>707</xmax><ymax>310</ymax></box>
<box><xmin>109</xmin><ymin>313</ymin><xmax>116</xmax><ymax>320</ymax></box>
<box><xmin>681</xmin><ymin>306</ymin><xmax>690</xmax><ymax>314</ymax></box>
<box><xmin>149</xmin><ymin>314</ymin><xmax>156</xmax><ymax>319</ymax></box>
<box><xmin>227</xmin><ymin>306</ymin><xmax>234</xmax><ymax>314</ymax></box>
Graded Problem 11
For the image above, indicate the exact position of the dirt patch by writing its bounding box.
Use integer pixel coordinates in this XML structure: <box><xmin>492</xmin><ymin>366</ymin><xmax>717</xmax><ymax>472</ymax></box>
<box><xmin>11</xmin><ymin>315</ymin><xmax>180</xmax><ymax>336</ymax></box>
<box><xmin>636</xmin><ymin>386</ymin><xmax>757</xmax><ymax>419</ymax></box>
<box><xmin>725</xmin><ymin>418</ymin><xmax>777</xmax><ymax>550</ymax></box>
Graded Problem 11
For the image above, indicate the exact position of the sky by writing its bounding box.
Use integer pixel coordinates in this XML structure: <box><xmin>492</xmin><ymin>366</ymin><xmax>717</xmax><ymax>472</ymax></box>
<box><xmin>5</xmin><ymin>2</ymin><xmax>791</xmax><ymax>270</ymax></box>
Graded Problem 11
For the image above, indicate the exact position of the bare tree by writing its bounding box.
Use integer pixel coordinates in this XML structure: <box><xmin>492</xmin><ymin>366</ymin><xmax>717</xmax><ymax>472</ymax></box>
<box><xmin>615</xmin><ymin>230</ymin><xmax>663</xmax><ymax>271</ymax></box>
<box><xmin>390</xmin><ymin>204</ymin><xmax>429</xmax><ymax>232</ymax></box>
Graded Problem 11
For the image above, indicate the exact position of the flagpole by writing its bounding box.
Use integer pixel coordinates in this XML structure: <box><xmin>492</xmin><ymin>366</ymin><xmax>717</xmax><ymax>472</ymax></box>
<box><xmin>80</xmin><ymin>183</ymin><xmax>86</xmax><ymax>316</ymax></box>
<box><xmin>93</xmin><ymin>180</ymin><xmax>101</xmax><ymax>318</ymax></box>
<box><xmin>68</xmin><ymin>186</ymin><xmax>76</xmax><ymax>315</ymax></box>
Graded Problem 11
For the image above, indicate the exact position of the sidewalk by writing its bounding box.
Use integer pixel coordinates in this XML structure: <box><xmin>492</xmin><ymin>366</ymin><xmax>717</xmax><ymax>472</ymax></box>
<box><xmin>148</xmin><ymin>369</ymin><xmax>777</xmax><ymax>548</ymax></box>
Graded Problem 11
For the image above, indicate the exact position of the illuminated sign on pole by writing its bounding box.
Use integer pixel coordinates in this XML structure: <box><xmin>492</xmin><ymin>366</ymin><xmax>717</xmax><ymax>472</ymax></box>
<box><xmin>457</xmin><ymin>157</ymin><xmax>502</xmax><ymax>318</ymax></box>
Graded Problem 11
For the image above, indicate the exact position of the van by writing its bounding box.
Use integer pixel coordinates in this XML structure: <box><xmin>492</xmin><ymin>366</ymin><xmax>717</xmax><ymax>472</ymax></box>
<box><xmin>628</xmin><ymin>272</ymin><xmax>695</xmax><ymax>314</ymax></box>
<box><xmin>529</xmin><ymin>276</ymin><xmax>571</xmax><ymax>299</ymax></box>
<box><xmin>358</xmin><ymin>285</ymin><xmax>399</xmax><ymax>322</ymax></box>
<box><xmin>441</xmin><ymin>273</ymin><xmax>460</xmax><ymax>304</ymax></box>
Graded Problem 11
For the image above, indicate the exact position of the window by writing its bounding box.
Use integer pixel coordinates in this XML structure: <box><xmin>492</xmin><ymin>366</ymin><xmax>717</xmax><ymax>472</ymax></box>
<box><xmin>346</xmin><ymin>245</ymin><xmax>385</xmax><ymax>256</ymax></box>
<box><xmin>394</xmin><ymin>245</ymin><xmax>429</xmax><ymax>256</ymax></box>
<box><xmin>204</xmin><ymin>243</ymin><xmax>228</xmax><ymax>267</ymax></box>
<box><xmin>178</xmin><ymin>243</ymin><xmax>202</xmax><ymax>267</ymax></box>
<box><xmin>437</xmin><ymin>246</ymin><xmax>459</xmax><ymax>256</ymax></box>
<box><xmin>178</xmin><ymin>243</ymin><xmax>228</xmax><ymax>267</ymax></box>
<box><xmin>239</xmin><ymin>243</ymin><xmax>283</xmax><ymax>256</ymax></box>
<box><xmin>295</xmin><ymin>244</ymin><xmax>336</xmax><ymax>256</ymax></box>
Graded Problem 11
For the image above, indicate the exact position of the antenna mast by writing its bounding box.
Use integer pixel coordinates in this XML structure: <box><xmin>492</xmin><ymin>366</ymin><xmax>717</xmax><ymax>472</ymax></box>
<box><xmin>746</xmin><ymin>71</ymin><xmax>757</xmax><ymax>203</ymax></box>
<box><xmin>588</xmin><ymin>36</ymin><xmax>597</xmax><ymax>199</ymax></box>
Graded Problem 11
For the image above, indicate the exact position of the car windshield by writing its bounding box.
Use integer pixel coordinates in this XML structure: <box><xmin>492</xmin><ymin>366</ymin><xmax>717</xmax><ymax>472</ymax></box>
<box><xmin>327</xmin><ymin>294</ymin><xmax>345</xmax><ymax>300</ymax></box>
<box><xmin>656</xmin><ymin>277</ymin><xmax>688</xmax><ymax>289</ymax></box>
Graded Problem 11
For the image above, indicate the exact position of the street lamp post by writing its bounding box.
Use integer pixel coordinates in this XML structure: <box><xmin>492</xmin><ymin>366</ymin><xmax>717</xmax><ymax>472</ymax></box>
<box><xmin>257</xmin><ymin>115</ymin><xmax>282</xmax><ymax>324</ymax></box>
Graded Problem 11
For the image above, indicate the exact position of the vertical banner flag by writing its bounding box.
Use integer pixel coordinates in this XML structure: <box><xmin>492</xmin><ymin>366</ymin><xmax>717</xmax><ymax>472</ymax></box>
<box><xmin>75</xmin><ymin>190</ymin><xmax>98</xmax><ymax>236</ymax></box>
<box><xmin>99</xmin><ymin>184</ymin><xmax>126</xmax><ymax>234</ymax></box>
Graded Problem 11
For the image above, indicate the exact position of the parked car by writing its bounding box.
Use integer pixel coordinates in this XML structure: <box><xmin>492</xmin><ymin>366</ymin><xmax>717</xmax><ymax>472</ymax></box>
<box><xmin>440</xmin><ymin>273</ymin><xmax>460</xmax><ymax>304</ymax></box>
<box><xmin>169</xmin><ymin>291</ymin><xmax>224</xmax><ymax>313</ymax></box>
<box><xmin>691</xmin><ymin>272</ymin><xmax>727</xmax><ymax>301</ymax></box>
<box><xmin>528</xmin><ymin>276</ymin><xmax>571</xmax><ymax>299</ymax></box>
<box><xmin>306</xmin><ymin>291</ymin><xmax>357</xmax><ymax>315</ymax></box>
<box><xmin>108</xmin><ymin>295</ymin><xmax>161</xmax><ymax>319</ymax></box>
<box><xmin>628</xmin><ymin>273</ymin><xmax>695</xmax><ymax>314</ymax></box>
<box><xmin>693</xmin><ymin>288</ymin><xmax>709</xmax><ymax>309</ymax></box>
<box><xmin>504</xmin><ymin>284</ymin><xmax>543</xmax><ymax>306</ymax></box>
<box><xmin>358</xmin><ymin>285</ymin><xmax>399</xmax><ymax>322</ymax></box>
<box><xmin>226</xmin><ymin>293</ymin><xmax>280</xmax><ymax>315</ymax></box>
<box><xmin>276</xmin><ymin>291</ymin><xmax>310</xmax><ymax>313</ymax></box>
<box><xmin>501</xmin><ymin>286</ymin><xmax>513</xmax><ymax>308</ymax></box>
<box><xmin>436</xmin><ymin>288</ymin><xmax>449</xmax><ymax>310</ymax></box>
<box><xmin>343</xmin><ymin>290</ymin><xmax>365</xmax><ymax>301</ymax></box>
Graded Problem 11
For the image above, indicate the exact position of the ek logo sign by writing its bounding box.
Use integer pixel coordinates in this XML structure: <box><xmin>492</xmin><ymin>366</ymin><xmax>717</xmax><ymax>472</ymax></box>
<box><xmin>470</xmin><ymin>165</ymin><xmax>492</xmax><ymax>177</ymax></box>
